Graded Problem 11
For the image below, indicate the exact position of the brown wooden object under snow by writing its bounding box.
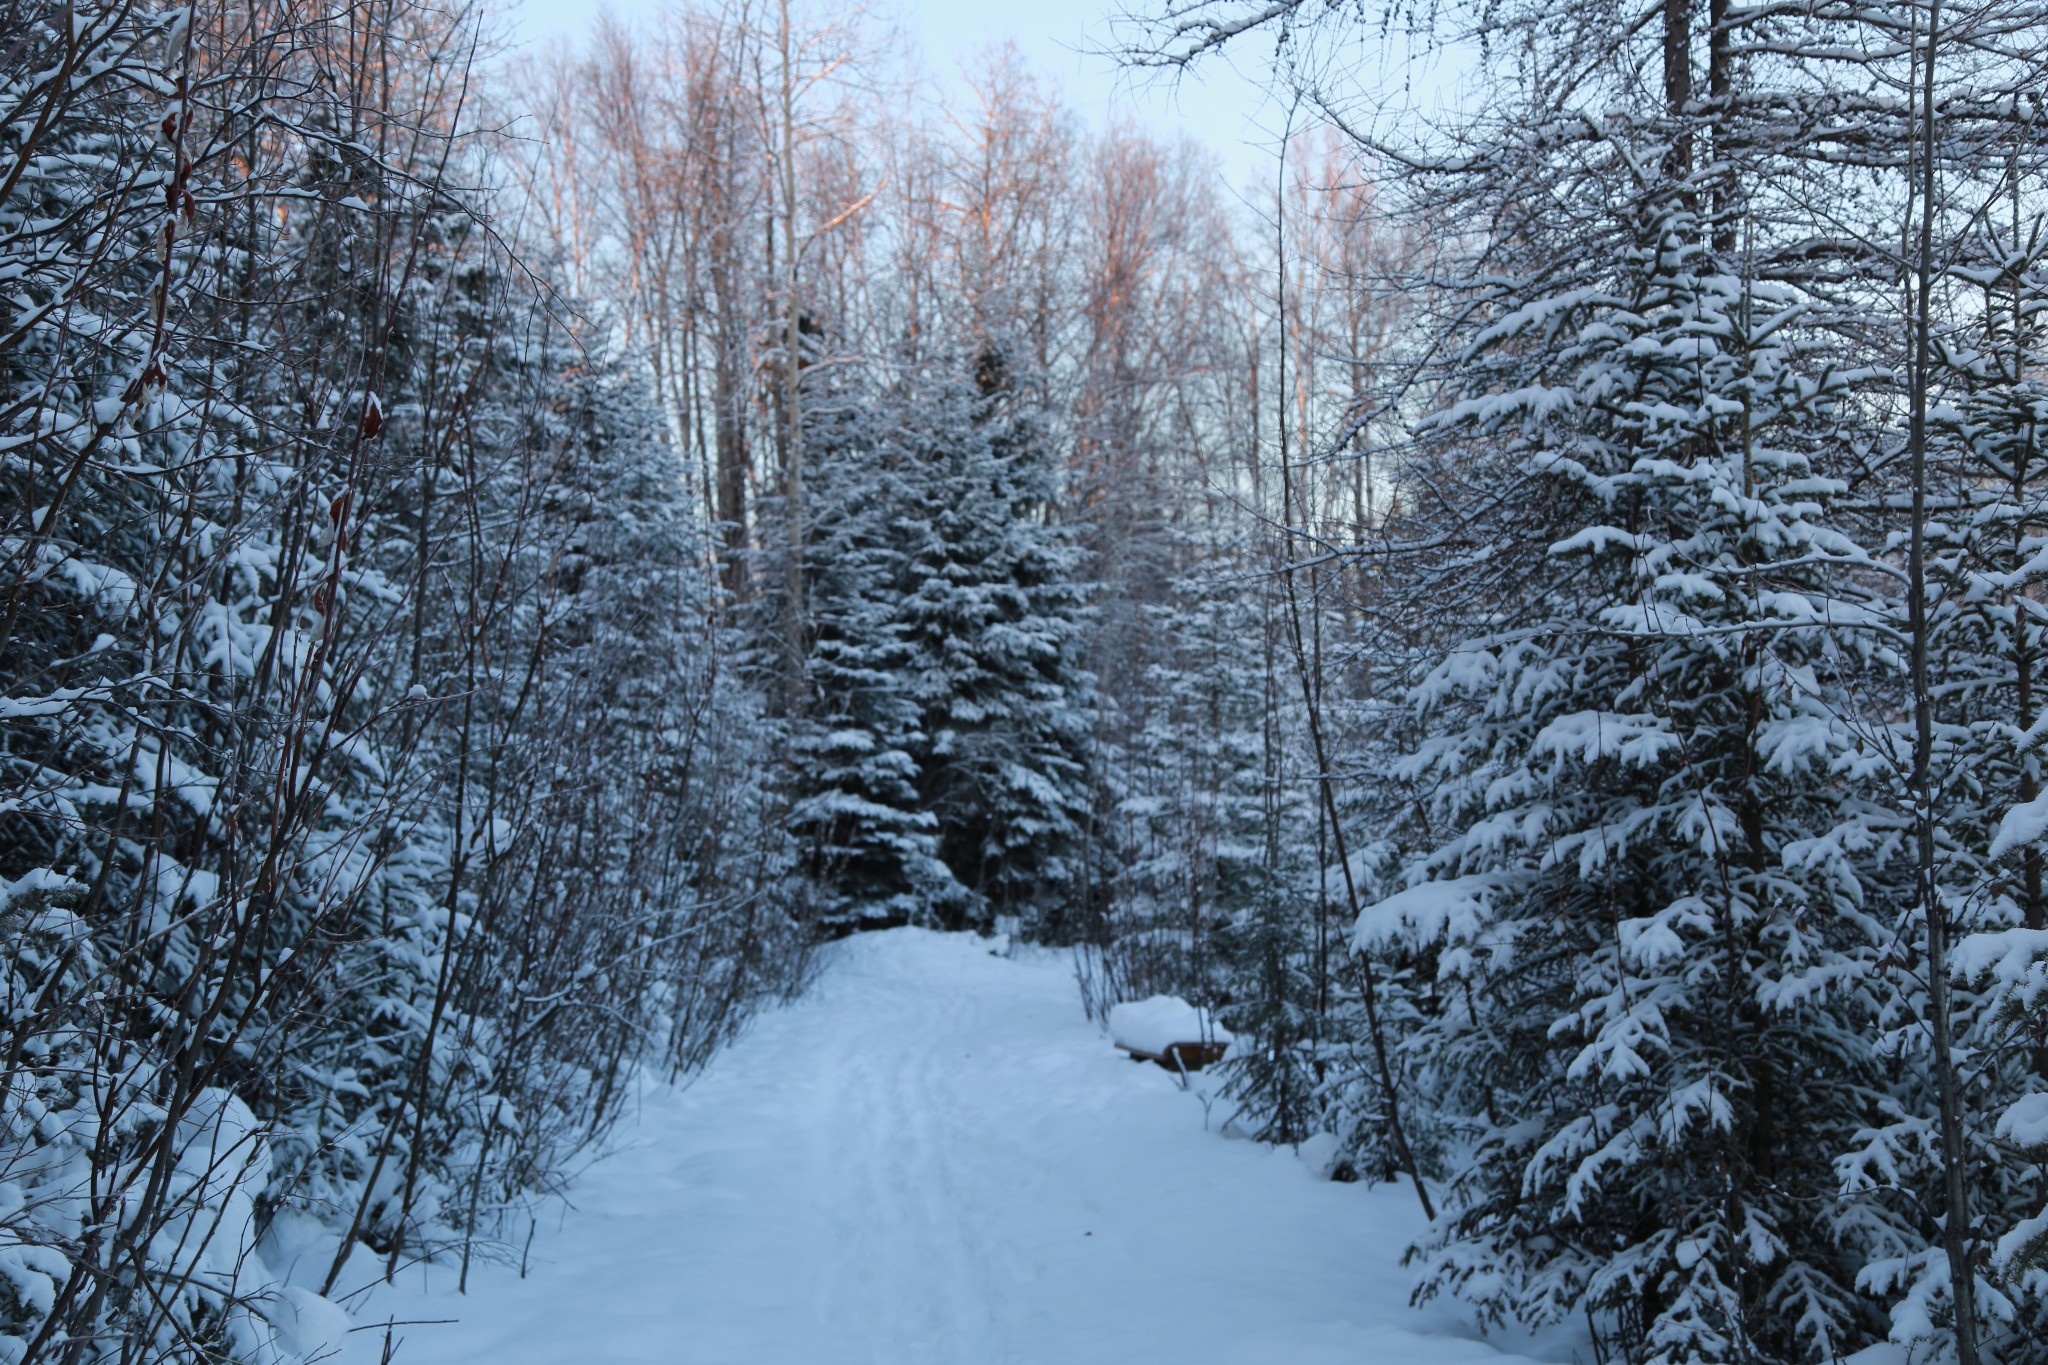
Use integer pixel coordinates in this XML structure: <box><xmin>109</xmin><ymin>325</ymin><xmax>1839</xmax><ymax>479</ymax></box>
<box><xmin>1115</xmin><ymin>1040</ymin><xmax>1229</xmax><ymax>1072</ymax></box>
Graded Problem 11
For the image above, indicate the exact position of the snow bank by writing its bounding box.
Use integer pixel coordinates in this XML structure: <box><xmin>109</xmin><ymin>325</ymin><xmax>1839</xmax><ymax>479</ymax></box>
<box><xmin>1109</xmin><ymin>995</ymin><xmax>1233</xmax><ymax>1056</ymax></box>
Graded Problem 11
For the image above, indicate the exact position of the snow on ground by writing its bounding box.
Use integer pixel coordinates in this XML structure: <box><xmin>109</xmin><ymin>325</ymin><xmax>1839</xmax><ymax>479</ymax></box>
<box><xmin>340</xmin><ymin>928</ymin><xmax>1564</xmax><ymax>1365</ymax></box>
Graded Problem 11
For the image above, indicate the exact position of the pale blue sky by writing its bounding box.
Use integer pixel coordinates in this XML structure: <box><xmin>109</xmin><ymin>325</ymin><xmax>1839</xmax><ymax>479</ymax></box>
<box><xmin>507</xmin><ymin>0</ymin><xmax>1291</xmax><ymax>183</ymax></box>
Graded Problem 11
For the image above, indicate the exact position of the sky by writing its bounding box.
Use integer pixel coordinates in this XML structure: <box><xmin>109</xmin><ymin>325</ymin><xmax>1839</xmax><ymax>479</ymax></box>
<box><xmin>508</xmin><ymin>0</ymin><xmax>1294</xmax><ymax>184</ymax></box>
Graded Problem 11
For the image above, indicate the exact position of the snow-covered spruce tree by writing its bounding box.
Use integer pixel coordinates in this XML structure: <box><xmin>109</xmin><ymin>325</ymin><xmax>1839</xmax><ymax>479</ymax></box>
<box><xmin>896</xmin><ymin>354</ymin><xmax>1093</xmax><ymax>936</ymax></box>
<box><xmin>1828</xmin><ymin>15</ymin><xmax>2048</xmax><ymax>1357</ymax></box>
<box><xmin>1215</xmin><ymin>861</ymin><xmax>1324</xmax><ymax>1143</ymax></box>
<box><xmin>1082</xmin><ymin>554</ymin><xmax>1280</xmax><ymax>1017</ymax></box>
<box><xmin>794</xmin><ymin>352</ymin><xmax>1091</xmax><ymax>936</ymax></box>
<box><xmin>267</xmin><ymin>176</ymin><xmax>521</xmax><ymax>1296</ymax></box>
<box><xmin>788</xmin><ymin>394</ymin><xmax>954</xmax><ymax>932</ymax></box>
<box><xmin>1898</xmin><ymin>209</ymin><xmax>2048</xmax><ymax>1348</ymax></box>
<box><xmin>1353</xmin><ymin>198</ymin><xmax>1901</xmax><ymax>1363</ymax></box>
<box><xmin>1119</xmin><ymin>557</ymin><xmax>1326</xmax><ymax>1145</ymax></box>
<box><xmin>1304</xmin><ymin>539</ymin><xmax>1455</xmax><ymax>1188</ymax></box>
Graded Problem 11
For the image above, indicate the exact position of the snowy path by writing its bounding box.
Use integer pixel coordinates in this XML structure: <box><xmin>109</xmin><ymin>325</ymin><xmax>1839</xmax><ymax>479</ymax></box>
<box><xmin>343</xmin><ymin>929</ymin><xmax>1558</xmax><ymax>1365</ymax></box>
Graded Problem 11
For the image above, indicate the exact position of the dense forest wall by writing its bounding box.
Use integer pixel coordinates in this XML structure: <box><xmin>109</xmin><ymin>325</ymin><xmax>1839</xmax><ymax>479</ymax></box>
<box><xmin>0</xmin><ymin>4</ymin><xmax>804</xmax><ymax>1359</ymax></box>
<box><xmin>1127</xmin><ymin>2</ymin><xmax>2048</xmax><ymax>1362</ymax></box>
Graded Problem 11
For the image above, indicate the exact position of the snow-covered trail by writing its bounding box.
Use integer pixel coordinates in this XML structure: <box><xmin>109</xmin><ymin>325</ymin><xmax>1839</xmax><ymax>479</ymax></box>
<box><xmin>345</xmin><ymin>929</ymin><xmax>1556</xmax><ymax>1365</ymax></box>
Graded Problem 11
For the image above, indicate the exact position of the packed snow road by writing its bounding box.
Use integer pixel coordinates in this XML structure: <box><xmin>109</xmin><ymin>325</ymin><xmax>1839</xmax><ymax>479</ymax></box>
<box><xmin>344</xmin><ymin>929</ymin><xmax>1556</xmax><ymax>1365</ymax></box>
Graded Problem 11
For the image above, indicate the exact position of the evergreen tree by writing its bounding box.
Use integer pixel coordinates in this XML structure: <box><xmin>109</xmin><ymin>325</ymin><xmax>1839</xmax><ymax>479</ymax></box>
<box><xmin>1915</xmin><ymin>213</ymin><xmax>2048</xmax><ymax>1346</ymax></box>
<box><xmin>795</xmin><ymin>354</ymin><xmax>1091</xmax><ymax>936</ymax></box>
<box><xmin>1083</xmin><ymin>557</ymin><xmax>1278</xmax><ymax>1014</ymax></box>
<box><xmin>896</xmin><ymin>358</ymin><xmax>1092</xmax><ymax>934</ymax></box>
<box><xmin>790</xmin><ymin>398</ymin><xmax>952</xmax><ymax>930</ymax></box>
<box><xmin>1362</xmin><ymin>200</ymin><xmax>1896</xmax><ymax>1363</ymax></box>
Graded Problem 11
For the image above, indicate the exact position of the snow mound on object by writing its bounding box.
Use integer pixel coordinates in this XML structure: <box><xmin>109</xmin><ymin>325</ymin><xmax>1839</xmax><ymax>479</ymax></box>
<box><xmin>1295</xmin><ymin>1131</ymin><xmax>1343</xmax><ymax>1180</ymax></box>
<box><xmin>255</xmin><ymin>1286</ymin><xmax>353</xmax><ymax>1363</ymax></box>
<box><xmin>1109</xmin><ymin>995</ymin><xmax>1233</xmax><ymax>1056</ymax></box>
